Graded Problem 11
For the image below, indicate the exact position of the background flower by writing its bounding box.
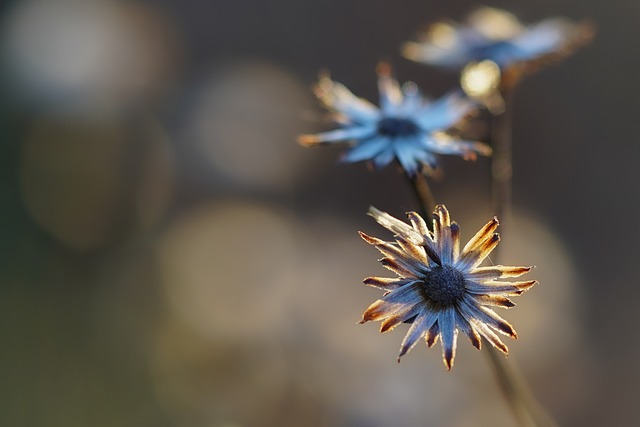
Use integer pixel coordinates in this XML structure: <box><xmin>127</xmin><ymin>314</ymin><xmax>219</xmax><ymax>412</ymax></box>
<box><xmin>403</xmin><ymin>6</ymin><xmax>592</xmax><ymax>72</ymax></box>
<box><xmin>299</xmin><ymin>64</ymin><xmax>491</xmax><ymax>175</ymax></box>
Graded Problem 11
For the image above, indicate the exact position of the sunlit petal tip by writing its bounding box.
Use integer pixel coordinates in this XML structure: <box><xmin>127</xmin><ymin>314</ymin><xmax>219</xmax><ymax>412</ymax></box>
<box><xmin>297</xmin><ymin>134</ymin><xmax>321</xmax><ymax>147</ymax></box>
<box><xmin>518</xmin><ymin>280</ymin><xmax>539</xmax><ymax>292</ymax></box>
<box><xmin>400</xmin><ymin>41</ymin><xmax>421</xmax><ymax>61</ymax></box>
<box><xmin>444</xmin><ymin>355</ymin><xmax>454</xmax><ymax>370</ymax></box>
<box><xmin>376</xmin><ymin>61</ymin><xmax>393</xmax><ymax>77</ymax></box>
<box><xmin>358</xmin><ymin>231</ymin><xmax>380</xmax><ymax>245</ymax></box>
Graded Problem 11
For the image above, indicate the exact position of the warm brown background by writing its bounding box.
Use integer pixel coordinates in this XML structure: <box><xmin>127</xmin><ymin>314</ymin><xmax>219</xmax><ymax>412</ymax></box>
<box><xmin>0</xmin><ymin>0</ymin><xmax>635</xmax><ymax>426</ymax></box>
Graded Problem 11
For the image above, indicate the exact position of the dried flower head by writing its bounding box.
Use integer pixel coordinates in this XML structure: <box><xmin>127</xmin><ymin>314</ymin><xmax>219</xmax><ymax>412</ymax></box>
<box><xmin>403</xmin><ymin>6</ymin><xmax>593</xmax><ymax>73</ymax></box>
<box><xmin>299</xmin><ymin>64</ymin><xmax>490</xmax><ymax>176</ymax></box>
<box><xmin>359</xmin><ymin>205</ymin><xmax>536</xmax><ymax>370</ymax></box>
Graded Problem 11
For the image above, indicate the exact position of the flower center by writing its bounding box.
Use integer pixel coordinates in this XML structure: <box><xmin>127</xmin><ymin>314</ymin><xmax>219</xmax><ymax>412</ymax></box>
<box><xmin>421</xmin><ymin>265</ymin><xmax>466</xmax><ymax>307</ymax></box>
<box><xmin>377</xmin><ymin>117</ymin><xmax>419</xmax><ymax>137</ymax></box>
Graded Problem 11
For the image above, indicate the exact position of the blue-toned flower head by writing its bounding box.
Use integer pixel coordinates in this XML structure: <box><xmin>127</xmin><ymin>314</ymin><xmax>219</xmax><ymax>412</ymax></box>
<box><xmin>403</xmin><ymin>7</ymin><xmax>592</xmax><ymax>72</ymax></box>
<box><xmin>359</xmin><ymin>205</ymin><xmax>536</xmax><ymax>370</ymax></box>
<box><xmin>299</xmin><ymin>63</ymin><xmax>491</xmax><ymax>176</ymax></box>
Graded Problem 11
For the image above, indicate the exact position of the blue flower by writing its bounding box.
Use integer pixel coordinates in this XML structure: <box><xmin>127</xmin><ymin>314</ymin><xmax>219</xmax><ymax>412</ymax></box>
<box><xmin>403</xmin><ymin>7</ymin><xmax>590</xmax><ymax>71</ymax></box>
<box><xmin>299</xmin><ymin>64</ymin><xmax>490</xmax><ymax>176</ymax></box>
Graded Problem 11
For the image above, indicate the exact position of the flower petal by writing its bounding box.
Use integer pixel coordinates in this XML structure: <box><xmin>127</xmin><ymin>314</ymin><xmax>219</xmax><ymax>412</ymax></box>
<box><xmin>363</xmin><ymin>277</ymin><xmax>415</xmax><ymax>292</ymax></box>
<box><xmin>394</xmin><ymin>140</ymin><xmax>421</xmax><ymax>176</ymax></box>
<box><xmin>397</xmin><ymin>308</ymin><xmax>439</xmax><ymax>361</ymax></box>
<box><xmin>465</xmin><ymin>279</ymin><xmax>537</xmax><ymax>296</ymax></box>
<box><xmin>368</xmin><ymin>207</ymin><xmax>424</xmax><ymax>244</ymax></box>
<box><xmin>415</xmin><ymin>90</ymin><xmax>476</xmax><ymax>131</ymax></box>
<box><xmin>473</xmin><ymin>294</ymin><xmax>516</xmax><ymax>308</ymax></box>
<box><xmin>406</xmin><ymin>212</ymin><xmax>435</xmax><ymax>244</ymax></box>
<box><xmin>425</xmin><ymin>320</ymin><xmax>440</xmax><ymax>348</ymax></box>
<box><xmin>459</xmin><ymin>299</ymin><xmax>517</xmax><ymax>338</ymax></box>
<box><xmin>456</xmin><ymin>232</ymin><xmax>500</xmax><ymax>271</ymax></box>
<box><xmin>439</xmin><ymin>307</ymin><xmax>458</xmax><ymax>370</ymax></box>
<box><xmin>467</xmin><ymin>265</ymin><xmax>533</xmax><ymax>280</ymax></box>
<box><xmin>340</xmin><ymin>136</ymin><xmax>389</xmax><ymax>162</ymax></box>
<box><xmin>471</xmin><ymin>319</ymin><xmax>509</xmax><ymax>354</ymax></box>
<box><xmin>359</xmin><ymin>281</ymin><xmax>422</xmax><ymax>323</ymax></box>
<box><xmin>461</xmin><ymin>216</ymin><xmax>499</xmax><ymax>255</ymax></box>
<box><xmin>450</xmin><ymin>222</ymin><xmax>461</xmax><ymax>262</ymax></box>
<box><xmin>380</xmin><ymin>303</ymin><xmax>423</xmax><ymax>333</ymax></box>
<box><xmin>315</xmin><ymin>75</ymin><xmax>380</xmax><ymax>122</ymax></box>
<box><xmin>377</xmin><ymin>63</ymin><xmax>404</xmax><ymax>114</ymax></box>
<box><xmin>372</xmin><ymin>147</ymin><xmax>395</xmax><ymax>168</ymax></box>
<box><xmin>299</xmin><ymin>125</ymin><xmax>377</xmax><ymax>146</ymax></box>
<box><xmin>359</xmin><ymin>232</ymin><xmax>427</xmax><ymax>276</ymax></box>
<box><xmin>454</xmin><ymin>308</ymin><xmax>481</xmax><ymax>349</ymax></box>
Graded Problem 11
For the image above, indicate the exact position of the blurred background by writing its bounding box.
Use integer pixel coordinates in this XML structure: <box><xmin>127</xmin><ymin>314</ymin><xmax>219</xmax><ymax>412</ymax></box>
<box><xmin>0</xmin><ymin>0</ymin><xmax>635</xmax><ymax>426</ymax></box>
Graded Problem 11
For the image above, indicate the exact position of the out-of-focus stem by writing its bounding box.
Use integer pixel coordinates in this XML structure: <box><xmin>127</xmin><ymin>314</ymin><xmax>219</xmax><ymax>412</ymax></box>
<box><xmin>491</xmin><ymin>89</ymin><xmax>514</xmax><ymax>249</ymax></box>
<box><xmin>487</xmin><ymin>85</ymin><xmax>558</xmax><ymax>427</ymax></box>
<box><xmin>405</xmin><ymin>172</ymin><xmax>436</xmax><ymax>217</ymax></box>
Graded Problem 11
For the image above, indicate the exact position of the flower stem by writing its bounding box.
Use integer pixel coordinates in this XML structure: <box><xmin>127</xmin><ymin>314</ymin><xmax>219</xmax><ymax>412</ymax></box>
<box><xmin>487</xmin><ymin>86</ymin><xmax>557</xmax><ymax>427</ymax></box>
<box><xmin>485</xmin><ymin>345</ymin><xmax>557</xmax><ymax>427</ymax></box>
<box><xmin>405</xmin><ymin>172</ymin><xmax>436</xmax><ymax>217</ymax></box>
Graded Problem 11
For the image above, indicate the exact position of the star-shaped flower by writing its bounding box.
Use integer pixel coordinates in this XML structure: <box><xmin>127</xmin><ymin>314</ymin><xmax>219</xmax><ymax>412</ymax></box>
<box><xmin>359</xmin><ymin>205</ymin><xmax>536</xmax><ymax>370</ymax></box>
<box><xmin>299</xmin><ymin>64</ymin><xmax>490</xmax><ymax>176</ymax></box>
<box><xmin>403</xmin><ymin>7</ymin><xmax>592</xmax><ymax>72</ymax></box>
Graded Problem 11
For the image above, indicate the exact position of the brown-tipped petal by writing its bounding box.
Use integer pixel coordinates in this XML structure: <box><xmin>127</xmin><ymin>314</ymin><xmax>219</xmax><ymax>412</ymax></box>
<box><xmin>376</xmin><ymin>62</ymin><xmax>403</xmax><ymax>108</ymax></box>
<box><xmin>461</xmin><ymin>217</ymin><xmax>499</xmax><ymax>255</ymax></box>
<box><xmin>473</xmin><ymin>321</ymin><xmax>509</xmax><ymax>354</ymax></box>
<box><xmin>380</xmin><ymin>303</ymin><xmax>422</xmax><ymax>333</ymax></box>
<box><xmin>368</xmin><ymin>207</ymin><xmax>423</xmax><ymax>244</ymax></box>
<box><xmin>439</xmin><ymin>308</ymin><xmax>458</xmax><ymax>370</ymax></box>
<box><xmin>455</xmin><ymin>309</ymin><xmax>481</xmax><ymax>350</ymax></box>
<box><xmin>423</xmin><ymin>241</ymin><xmax>442</xmax><ymax>266</ymax></box>
<box><xmin>360</xmin><ymin>232</ymin><xmax>422</xmax><ymax>270</ymax></box>
<box><xmin>373</xmin><ymin>241</ymin><xmax>427</xmax><ymax>276</ymax></box>
<box><xmin>396</xmin><ymin>237</ymin><xmax>429</xmax><ymax>265</ymax></box>
<box><xmin>380</xmin><ymin>257</ymin><xmax>419</xmax><ymax>278</ymax></box>
<box><xmin>425</xmin><ymin>321</ymin><xmax>440</xmax><ymax>348</ymax></box>
<box><xmin>358</xmin><ymin>231</ymin><xmax>383</xmax><ymax>245</ymax></box>
<box><xmin>363</xmin><ymin>277</ymin><xmax>414</xmax><ymax>292</ymax></box>
<box><xmin>397</xmin><ymin>309</ymin><xmax>438</xmax><ymax>361</ymax></box>
<box><xmin>450</xmin><ymin>222</ymin><xmax>461</xmax><ymax>261</ymax></box>
<box><xmin>298</xmin><ymin>134</ymin><xmax>322</xmax><ymax>147</ymax></box>
<box><xmin>434</xmin><ymin>205</ymin><xmax>451</xmax><ymax>227</ymax></box>
<box><xmin>460</xmin><ymin>300</ymin><xmax>517</xmax><ymax>338</ymax></box>
<box><xmin>457</xmin><ymin>233</ymin><xmax>500</xmax><ymax>271</ymax></box>
<box><xmin>467</xmin><ymin>265</ymin><xmax>533</xmax><ymax>280</ymax></box>
<box><xmin>473</xmin><ymin>294</ymin><xmax>516</xmax><ymax>308</ymax></box>
<box><xmin>360</xmin><ymin>282</ymin><xmax>422</xmax><ymax>323</ymax></box>
<box><xmin>406</xmin><ymin>211</ymin><xmax>433</xmax><ymax>242</ymax></box>
<box><xmin>465</xmin><ymin>279</ymin><xmax>537</xmax><ymax>296</ymax></box>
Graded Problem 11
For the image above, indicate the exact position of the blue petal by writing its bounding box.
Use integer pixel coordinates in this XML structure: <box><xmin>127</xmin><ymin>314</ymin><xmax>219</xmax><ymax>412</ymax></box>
<box><xmin>414</xmin><ymin>91</ymin><xmax>475</xmax><ymax>132</ymax></box>
<box><xmin>510</xmin><ymin>19</ymin><xmax>573</xmax><ymax>61</ymax></box>
<box><xmin>372</xmin><ymin>147</ymin><xmax>395</xmax><ymax>169</ymax></box>
<box><xmin>341</xmin><ymin>137</ymin><xmax>390</xmax><ymax>163</ymax></box>
<box><xmin>394</xmin><ymin>139</ymin><xmax>420</xmax><ymax>175</ymax></box>
<box><xmin>305</xmin><ymin>124</ymin><xmax>377</xmax><ymax>144</ymax></box>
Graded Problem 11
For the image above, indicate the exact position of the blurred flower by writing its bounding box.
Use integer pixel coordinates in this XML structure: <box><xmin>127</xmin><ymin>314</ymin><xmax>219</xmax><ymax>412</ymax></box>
<box><xmin>299</xmin><ymin>64</ymin><xmax>490</xmax><ymax>176</ymax></box>
<box><xmin>358</xmin><ymin>205</ymin><xmax>536</xmax><ymax>370</ymax></box>
<box><xmin>403</xmin><ymin>7</ymin><xmax>593</xmax><ymax>73</ymax></box>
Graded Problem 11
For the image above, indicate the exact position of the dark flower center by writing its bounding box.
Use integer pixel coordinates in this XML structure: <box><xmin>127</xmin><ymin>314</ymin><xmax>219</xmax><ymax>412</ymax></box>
<box><xmin>377</xmin><ymin>117</ymin><xmax>419</xmax><ymax>137</ymax></box>
<box><xmin>421</xmin><ymin>265</ymin><xmax>466</xmax><ymax>307</ymax></box>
